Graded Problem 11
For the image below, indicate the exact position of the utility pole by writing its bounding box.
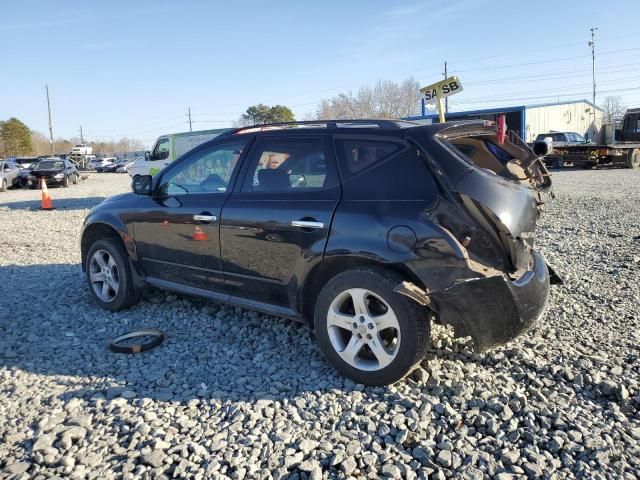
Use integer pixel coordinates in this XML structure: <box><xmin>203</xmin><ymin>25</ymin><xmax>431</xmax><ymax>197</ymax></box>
<box><xmin>79</xmin><ymin>125</ymin><xmax>84</xmax><ymax>143</ymax></box>
<box><xmin>45</xmin><ymin>84</ymin><xmax>55</xmax><ymax>156</ymax></box>
<box><xmin>443</xmin><ymin>61</ymin><xmax>449</xmax><ymax>114</ymax></box>
<box><xmin>588</xmin><ymin>27</ymin><xmax>597</xmax><ymax>112</ymax></box>
<box><xmin>188</xmin><ymin>107</ymin><xmax>193</xmax><ymax>132</ymax></box>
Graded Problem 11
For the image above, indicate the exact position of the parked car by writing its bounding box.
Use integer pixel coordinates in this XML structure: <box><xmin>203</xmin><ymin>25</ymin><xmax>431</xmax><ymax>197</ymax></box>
<box><xmin>91</xmin><ymin>157</ymin><xmax>117</xmax><ymax>172</ymax></box>
<box><xmin>534</xmin><ymin>132</ymin><xmax>590</xmax><ymax>168</ymax></box>
<box><xmin>102</xmin><ymin>158</ymin><xmax>131</xmax><ymax>173</ymax></box>
<box><xmin>0</xmin><ymin>159</ymin><xmax>21</xmax><ymax>191</ymax></box>
<box><xmin>116</xmin><ymin>160</ymin><xmax>136</xmax><ymax>173</ymax></box>
<box><xmin>71</xmin><ymin>143</ymin><xmax>93</xmax><ymax>155</ymax></box>
<box><xmin>17</xmin><ymin>160</ymin><xmax>40</xmax><ymax>186</ymax></box>
<box><xmin>28</xmin><ymin>158</ymin><xmax>80</xmax><ymax>188</ymax></box>
<box><xmin>81</xmin><ymin>119</ymin><xmax>558</xmax><ymax>385</ymax></box>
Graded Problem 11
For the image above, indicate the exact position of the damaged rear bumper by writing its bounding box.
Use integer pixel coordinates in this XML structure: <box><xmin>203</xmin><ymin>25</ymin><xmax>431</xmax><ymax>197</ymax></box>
<box><xmin>429</xmin><ymin>250</ymin><xmax>550</xmax><ymax>352</ymax></box>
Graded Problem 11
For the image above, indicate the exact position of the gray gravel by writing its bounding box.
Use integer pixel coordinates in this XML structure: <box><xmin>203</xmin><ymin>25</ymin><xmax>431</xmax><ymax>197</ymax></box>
<box><xmin>1</xmin><ymin>169</ymin><xmax>639</xmax><ymax>479</ymax></box>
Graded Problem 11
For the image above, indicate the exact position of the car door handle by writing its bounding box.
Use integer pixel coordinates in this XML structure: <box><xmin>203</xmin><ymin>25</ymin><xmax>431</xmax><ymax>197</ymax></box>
<box><xmin>193</xmin><ymin>214</ymin><xmax>217</xmax><ymax>223</ymax></box>
<box><xmin>291</xmin><ymin>220</ymin><xmax>324</xmax><ymax>229</ymax></box>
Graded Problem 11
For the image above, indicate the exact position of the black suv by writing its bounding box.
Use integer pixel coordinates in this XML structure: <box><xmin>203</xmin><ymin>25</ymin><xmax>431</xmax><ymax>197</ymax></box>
<box><xmin>82</xmin><ymin>120</ymin><xmax>558</xmax><ymax>385</ymax></box>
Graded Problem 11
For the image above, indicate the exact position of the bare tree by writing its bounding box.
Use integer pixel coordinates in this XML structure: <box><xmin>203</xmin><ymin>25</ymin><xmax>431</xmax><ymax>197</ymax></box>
<box><xmin>316</xmin><ymin>78</ymin><xmax>421</xmax><ymax>120</ymax></box>
<box><xmin>601</xmin><ymin>95</ymin><xmax>626</xmax><ymax>124</ymax></box>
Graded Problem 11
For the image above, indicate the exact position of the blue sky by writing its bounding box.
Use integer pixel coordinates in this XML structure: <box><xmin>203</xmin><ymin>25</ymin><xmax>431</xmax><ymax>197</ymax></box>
<box><xmin>1</xmin><ymin>0</ymin><xmax>639</xmax><ymax>147</ymax></box>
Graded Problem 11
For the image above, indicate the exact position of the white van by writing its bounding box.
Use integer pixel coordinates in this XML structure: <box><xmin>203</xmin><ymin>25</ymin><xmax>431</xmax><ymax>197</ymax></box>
<box><xmin>128</xmin><ymin>128</ymin><xmax>231</xmax><ymax>177</ymax></box>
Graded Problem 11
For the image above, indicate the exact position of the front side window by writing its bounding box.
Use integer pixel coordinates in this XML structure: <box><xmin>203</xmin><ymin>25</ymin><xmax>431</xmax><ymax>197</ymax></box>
<box><xmin>152</xmin><ymin>138</ymin><xmax>170</xmax><ymax>161</ymax></box>
<box><xmin>242</xmin><ymin>137</ymin><xmax>336</xmax><ymax>192</ymax></box>
<box><xmin>158</xmin><ymin>141</ymin><xmax>246</xmax><ymax>196</ymax></box>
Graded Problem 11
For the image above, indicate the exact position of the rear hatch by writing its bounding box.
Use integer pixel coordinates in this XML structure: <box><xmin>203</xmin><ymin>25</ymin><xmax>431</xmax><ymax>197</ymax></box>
<box><xmin>429</xmin><ymin>122</ymin><xmax>552</xmax><ymax>273</ymax></box>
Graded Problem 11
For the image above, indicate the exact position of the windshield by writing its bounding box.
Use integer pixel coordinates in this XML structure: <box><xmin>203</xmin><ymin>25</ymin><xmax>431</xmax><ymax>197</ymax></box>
<box><xmin>37</xmin><ymin>161</ymin><xmax>64</xmax><ymax>169</ymax></box>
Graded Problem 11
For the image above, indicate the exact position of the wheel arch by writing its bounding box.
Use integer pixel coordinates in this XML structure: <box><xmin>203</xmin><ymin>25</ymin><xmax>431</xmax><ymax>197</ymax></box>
<box><xmin>81</xmin><ymin>219</ymin><xmax>135</xmax><ymax>272</ymax></box>
<box><xmin>298</xmin><ymin>255</ymin><xmax>428</xmax><ymax>325</ymax></box>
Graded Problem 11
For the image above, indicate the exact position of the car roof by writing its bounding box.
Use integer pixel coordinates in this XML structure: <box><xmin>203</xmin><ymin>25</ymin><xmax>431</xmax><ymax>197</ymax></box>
<box><xmin>216</xmin><ymin>119</ymin><xmax>489</xmax><ymax>139</ymax></box>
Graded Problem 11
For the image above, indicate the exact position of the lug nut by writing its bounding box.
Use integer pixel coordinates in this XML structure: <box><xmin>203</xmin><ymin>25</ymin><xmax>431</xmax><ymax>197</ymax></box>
<box><xmin>352</xmin><ymin>322</ymin><xmax>358</xmax><ymax>329</ymax></box>
<box><xmin>360</xmin><ymin>317</ymin><xmax>365</xmax><ymax>323</ymax></box>
<box><xmin>368</xmin><ymin>323</ymin><xmax>374</xmax><ymax>329</ymax></box>
<box><xmin>366</xmin><ymin>333</ymin><xmax>372</xmax><ymax>340</ymax></box>
<box><xmin>357</xmin><ymin>333</ymin><xmax>362</xmax><ymax>339</ymax></box>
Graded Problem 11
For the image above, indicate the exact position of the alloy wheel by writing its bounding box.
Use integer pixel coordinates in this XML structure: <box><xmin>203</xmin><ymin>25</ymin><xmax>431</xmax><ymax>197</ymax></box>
<box><xmin>326</xmin><ymin>288</ymin><xmax>401</xmax><ymax>371</ymax></box>
<box><xmin>89</xmin><ymin>249</ymin><xmax>120</xmax><ymax>302</ymax></box>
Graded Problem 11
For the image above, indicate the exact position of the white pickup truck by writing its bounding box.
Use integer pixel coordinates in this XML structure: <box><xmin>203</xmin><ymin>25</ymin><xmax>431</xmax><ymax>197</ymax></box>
<box><xmin>129</xmin><ymin>128</ymin><xmax>230</xmax><ymax>177</ymax></box>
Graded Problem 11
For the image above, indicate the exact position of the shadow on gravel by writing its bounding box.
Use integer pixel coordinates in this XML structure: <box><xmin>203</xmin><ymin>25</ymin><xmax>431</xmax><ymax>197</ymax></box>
<box><xmin>1</xmin><ymin>263</ymin><xmax>412</xmax><ymax>407</ymax></box>
<box><xmin>2</xmin><ymin>265</ymin><xmax>629</xmax><ymax>417</ymax></box>
<box><xmin>0</xmin><ymin>196</ymin><xmax>106</xmax><ymax>211</ymax></box>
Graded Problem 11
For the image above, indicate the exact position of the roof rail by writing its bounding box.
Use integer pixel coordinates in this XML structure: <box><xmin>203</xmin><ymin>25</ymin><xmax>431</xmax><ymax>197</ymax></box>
<box><xmin>225</xmin><ymin>119</ymin><xmax>418</xmax><ymax>136</ymax></box>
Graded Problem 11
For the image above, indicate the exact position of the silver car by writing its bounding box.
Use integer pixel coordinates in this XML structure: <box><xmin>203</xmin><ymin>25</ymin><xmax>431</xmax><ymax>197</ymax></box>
<box><xmin>0</xmin><ymin>160</ymin><xmax>21</xmax><ymax>191</ymax></box>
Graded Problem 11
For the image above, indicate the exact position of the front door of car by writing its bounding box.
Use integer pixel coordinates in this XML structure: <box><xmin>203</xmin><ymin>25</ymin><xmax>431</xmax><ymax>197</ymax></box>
<box><xmin>133</xmin><ymin>140</ymin><xmax>249</xmax><ymax>292</ymax></box>
<box><xmin>220</xmin><ymin>135</ymin><xmax>341</xmax><ymax>309</ymax></box>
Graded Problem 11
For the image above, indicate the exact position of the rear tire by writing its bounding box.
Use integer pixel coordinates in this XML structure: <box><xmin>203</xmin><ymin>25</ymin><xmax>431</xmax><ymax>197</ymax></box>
<box><xmin>85</xmin><ymin>238</ymin><xmax>141</xmax><ymax>311</ymax></box>
<box><xmin>313</xmin><ymin>267</ymin><xmax>430</xmax><ymax>385</ymax></box>
<box><xmin>72</xmin><ymin>173</ymin><xmax>79</xmax><ymax>184</ymax></box>
<box><xmin>626</xmin><ymin>149</ymin><xmax>640</xmax><ymax>169</ymax></box>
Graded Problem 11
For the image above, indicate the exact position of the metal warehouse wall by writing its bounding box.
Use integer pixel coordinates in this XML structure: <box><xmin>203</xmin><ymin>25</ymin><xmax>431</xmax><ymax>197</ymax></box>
<box><xmin>524</xmin><ymin>101</ymin><xmax>603</xmax><ymax>143</ymax></box>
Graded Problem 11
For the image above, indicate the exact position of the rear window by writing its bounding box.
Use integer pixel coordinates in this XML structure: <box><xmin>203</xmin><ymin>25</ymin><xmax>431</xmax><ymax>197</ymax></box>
<box><xmin>484</xmin><ymin>140</ymin><xmax>514</xmax><ymax>163</ymax></box>
<box><xmin>535</xmin><ymin>133</ymin><xmax>566</xmax><ymax>142</ymax></box>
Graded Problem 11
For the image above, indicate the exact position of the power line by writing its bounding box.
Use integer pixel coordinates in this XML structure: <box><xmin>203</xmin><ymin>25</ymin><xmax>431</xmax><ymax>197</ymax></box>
<box><xmin>464</xmin><ymin>63</ymin><xmax>640</xmax><ymax>86</ymax></box>
<box><xmin>452</xmin><ymin>86</ymin><xmax>640</xmax><ymax>106</ymax></box>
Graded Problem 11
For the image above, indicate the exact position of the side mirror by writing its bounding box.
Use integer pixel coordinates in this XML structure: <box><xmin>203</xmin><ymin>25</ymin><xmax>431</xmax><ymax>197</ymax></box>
<box><xmin>614</xmin><ymin>129</ymin><xmax>622</xmax><ymax>141</ymax></box>
<box><xmin>532</xmin><ymin>137</ymin><xmax>553</xmax><ymax>156</ymax></box>
<box><xmin>132</xmin><ymin>174</ymin><xmax>153</xmax><ymax>195</ymax></box>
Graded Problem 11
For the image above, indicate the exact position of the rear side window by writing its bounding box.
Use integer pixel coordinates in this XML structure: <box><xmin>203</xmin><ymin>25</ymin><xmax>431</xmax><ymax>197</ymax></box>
<box><xmin>335</xmin><ymin>139</ymin><xmax>402</xmax><ymax>180</ymax></box>
<box><xmin>334</xmin><ymin>137</ymin><xmax>436</xmax><ymax>201</ymax></box>
<box><xmin>241</xmin><ymin>137</ymin><xmax>338</xmax><ymax>192</ymax></box>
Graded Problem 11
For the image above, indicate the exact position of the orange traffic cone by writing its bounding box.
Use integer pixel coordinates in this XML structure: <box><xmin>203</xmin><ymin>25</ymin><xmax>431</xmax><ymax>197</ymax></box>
<box><xmin>192</xmin><ymin>225</ymin><xmax>208</xmax><ymax>241</ymax></box>
<box><xmin>40</xmin><ymin>178</ymin><xmax>54</xmax><ymax>210</ymax></box>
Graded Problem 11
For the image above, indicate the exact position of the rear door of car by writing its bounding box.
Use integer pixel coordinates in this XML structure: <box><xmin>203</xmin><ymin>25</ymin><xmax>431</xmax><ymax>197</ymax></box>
<box><xmin>220</xmin><ymin>135</ymin><xmax>341</xmax><ymax>310</ymax></box>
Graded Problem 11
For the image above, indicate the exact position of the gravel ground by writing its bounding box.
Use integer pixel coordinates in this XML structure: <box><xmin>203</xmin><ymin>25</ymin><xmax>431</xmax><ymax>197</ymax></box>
<box><xmin>1</xmin><ymin>169</ymin><xmax>639</xmax><ymax>480</ymax></box>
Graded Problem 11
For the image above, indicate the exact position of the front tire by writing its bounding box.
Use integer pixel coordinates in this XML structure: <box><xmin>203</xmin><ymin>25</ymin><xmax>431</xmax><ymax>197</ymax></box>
<box><xmin>314</xmin><ymin>268</ymin><xmax>430</xmax><ymax>385</ymax></box>
<box><xmin>62</xmin><ymin>175</ymin><xmax>69</xmax><ymax>187</ymax></box>
<box><xmin>0</xmin><ymin>179</ymin><xmax>6</xmax><ymax>192</ymax></box>
<box><xmin>85</xmin><ymin>238</ymin><xmax>141</xmax><ymax>311</ymax></box>
<box><xmin>72</xmin><ymin>173</ymin><xmax>79</xmax><ymax>184</ymax></box>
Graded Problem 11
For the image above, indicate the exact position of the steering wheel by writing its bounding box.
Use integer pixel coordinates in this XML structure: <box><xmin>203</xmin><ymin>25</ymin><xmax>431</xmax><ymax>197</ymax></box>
<box><xmin>291</xmin><ymin>174</ymin><xmax>307</xmax><ymax>188</ymax></box>
<box><xmin>200</xmin><ymin>173</ymin><xmax>226</xmax><ymax>192</ymax></box>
